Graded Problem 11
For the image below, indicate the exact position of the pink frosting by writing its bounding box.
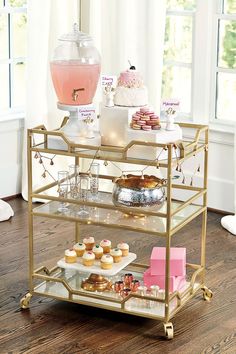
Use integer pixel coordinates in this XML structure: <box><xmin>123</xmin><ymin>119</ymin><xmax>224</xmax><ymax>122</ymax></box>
<box><xmin>117</xmin><ymin>69</ymin><xmax>143</xmax><ymax>88</ymax></box>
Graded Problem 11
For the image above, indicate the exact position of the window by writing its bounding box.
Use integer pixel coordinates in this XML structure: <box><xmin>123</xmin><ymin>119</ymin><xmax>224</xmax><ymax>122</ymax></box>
<box><xmin>0</xmin><ymin>0</ymin><xmax>27</xmax><ymax>116</ymax></box>
<box><xmin>162</xmin><ymin>0</ymin><xmax>236</xmax><ymax>124</ymax></box>
<box><xmin>162</xmin><ymin>0</ymin><xmax>196</xmax><ymax>118</ymax></box>
<box><xmin>214</xmin><ymin>0</ymin><xmax>236</xmax><ymax>122</ymax></box>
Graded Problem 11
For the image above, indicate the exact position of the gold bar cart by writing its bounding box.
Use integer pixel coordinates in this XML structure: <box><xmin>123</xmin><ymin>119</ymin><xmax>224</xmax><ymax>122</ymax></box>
<box><xmin>20</xmin><ymin>122</ymin><xmax>213</xmax><ymax>339</ymax></box>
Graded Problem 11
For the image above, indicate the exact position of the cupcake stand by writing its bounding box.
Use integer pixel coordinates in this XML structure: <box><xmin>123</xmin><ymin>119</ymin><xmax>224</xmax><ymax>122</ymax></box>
<box><xmin>20</xmin><ymin>121</ymin><xmax>213</xmax><ymax>339</ymax></box>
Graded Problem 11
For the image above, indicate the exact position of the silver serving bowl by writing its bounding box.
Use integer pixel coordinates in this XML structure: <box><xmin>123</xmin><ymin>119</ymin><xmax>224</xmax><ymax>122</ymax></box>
<box><xmin>112</xmin><ymin>183</ymin><xmax>165</xmax><ymax>208</ymax></box>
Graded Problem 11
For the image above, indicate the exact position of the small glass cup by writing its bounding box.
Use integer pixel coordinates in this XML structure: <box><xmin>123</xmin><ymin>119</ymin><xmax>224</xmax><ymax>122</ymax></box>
<box><xmin>89</xmin><ymin>162</ymin><xmax>100</xmax><ymax>200</ymax></box>
<box><xmin>130</xmin><ymin>279</ymin><xmax>140</xmax><ymax>292</ymax></box>
<box><xmin>58</xmin><ymin>171</ymin><xmax>69</xmax><ymax>212</ymax></box>
<box><xmin>69</xmin><ymin>164</ymin><xmax>80</xmax><ymax>199</ymax></box>
<box><xmin>77</xmin><ymin>176</ymin><xmax>89</xmax><ymax>217</ymax></box>
<box><xmin>122</xmin><ymin>273</ymin><xmax>133</xmax><ymax>287</ymax></box>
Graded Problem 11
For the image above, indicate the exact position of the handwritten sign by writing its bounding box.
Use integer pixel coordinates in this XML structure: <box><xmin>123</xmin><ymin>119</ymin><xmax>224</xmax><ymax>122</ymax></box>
<box><xmin>77</xmin><ymin>105</ymin><xmax>96</xmax><ymax>120</ymax></box>
<box><xmin>161</xmin><ymin>99</ymin><xmax>180</xmax><ymax>111</ymax></box>
<box><xmin>101</xmin><ymin>75</ymin><xmax>117</xmax><ymax>88</ymax></box>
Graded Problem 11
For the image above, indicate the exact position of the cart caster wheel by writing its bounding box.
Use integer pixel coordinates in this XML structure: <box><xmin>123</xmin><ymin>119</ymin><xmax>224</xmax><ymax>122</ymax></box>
<box><xmin>202</xmin><ymin>286</ymin><xmax>213</xmax><ymax>302</ymax></box>
<box><xmin>20</xmin><ymin>293</ymin><xmax>32</xmax><ymax>309</ymax></box>
<box><xmin>163</xmin><ymin>322</ymin><xmax>174</xmax><ymax>340</ymax></box>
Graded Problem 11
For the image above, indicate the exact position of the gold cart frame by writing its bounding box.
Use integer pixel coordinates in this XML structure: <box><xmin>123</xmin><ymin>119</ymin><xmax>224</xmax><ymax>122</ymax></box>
<box><xmin>21</xmin><ymin>122</ymin><xmax>213</xmax><ymax>339</ymax></box>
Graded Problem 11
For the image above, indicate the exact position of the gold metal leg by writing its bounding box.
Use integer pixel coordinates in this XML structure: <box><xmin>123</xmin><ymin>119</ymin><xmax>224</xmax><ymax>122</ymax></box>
<box><xmin>20</xmin><ymin>292</ymin><xmax>32</xmax><ymax>309</ymax></box>
<box><xmin>163</xmin><ymin>322</ymin><xmax>174</xmax><ymax>339</ymax></box>
<box><xmin>201</xmin><ymin>286</ymin><xmax>213</xmax><ymax>302</ymax></box>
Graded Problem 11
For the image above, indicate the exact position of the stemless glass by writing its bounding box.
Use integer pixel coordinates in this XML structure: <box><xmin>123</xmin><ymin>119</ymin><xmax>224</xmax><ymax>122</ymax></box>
<box><xmin>69</xmin><ymin>164</ymin><xmax>80</xmax><ymax>199</ymax></box>
<box><xmin>90</xmin><ymin>162</ymin><xmax>100</xmax><ymax>200</ymax></box>
<box><xmin>77</xmin><ymin>176</ymin><xmax>89</xmax><ymax>217</ymax></box>
<box><xmin>58</xmin><ymin>171</ymin><xmax>69</xmax><ymax>212</ymax></box>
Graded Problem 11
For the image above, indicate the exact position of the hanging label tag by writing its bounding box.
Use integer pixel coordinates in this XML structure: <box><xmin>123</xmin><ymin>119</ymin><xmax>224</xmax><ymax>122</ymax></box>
<box><xmin>161</xmin><ymin>99</ymin><xmax>180</xmax><ymax>111</ymax></box>
<box><xmin>77</xmin><ymin>105</ymin><xmax>96</xmax><ymax>121</ymax></box>
<box><xmin>101</xmin><ymin>75</ymin><xmax>117</xmax><ymax>88</ymax></box>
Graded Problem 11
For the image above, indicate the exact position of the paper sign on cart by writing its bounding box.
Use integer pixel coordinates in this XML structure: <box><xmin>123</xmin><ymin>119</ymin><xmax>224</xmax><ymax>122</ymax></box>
<box><xmin>101</xmin><ymin>75</ymin><xmax>117</xmax><ymax>88</ymax></box>
<box><xmin>77</xmin><ymin>105</ymin><xmax>96</xmax><ymax>121</ymax></box>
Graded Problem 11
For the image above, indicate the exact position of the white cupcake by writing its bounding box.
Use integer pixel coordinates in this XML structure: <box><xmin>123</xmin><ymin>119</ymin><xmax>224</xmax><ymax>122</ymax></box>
<box><xmin>83</xmin><ymin>236</ymin><xmax>95</xmax><ymax>250</ymax></box>
<box><xmin>82</xmin><ymin>251</ymin><xmax>95</xmax><ymax>266</ymax></box>
<box><xmin>92</xmin><ymin>244</ymin><xmax>104</xmax><ymax>259</ymax></box>
<box><xmin>64</xmin><ymin>249</ymin><xmax>77</xmax><ymax>263</ymax></box>
<box><xmin>100</xmin><ymin>254</ymin><xmax>113</xmax><ymax>270</ymax></box>
<box><xmin>100</xmin><ymin>239</ymin><xmax>111</xmax><ymax>254</ymax></box>
<box><xmin>117</xmin><ymin>242</ymin><xmax>129</xmax><ymax>256</ymax></box>
<box><xmin>73</xmin><ymin>242</ymin><xmax>86</xmax><ymax>257</ymax></box>
<box><xmin>110</xmin><ymin>248</ymin><xmax>122</xmax><ymax>263</ymax></box>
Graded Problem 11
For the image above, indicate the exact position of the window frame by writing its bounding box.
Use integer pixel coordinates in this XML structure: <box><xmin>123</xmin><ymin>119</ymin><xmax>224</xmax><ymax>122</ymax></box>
<box><xmin>0</xmin><ymin>0</ymin><xmax>27</xmax><ymax>120</ymax></box>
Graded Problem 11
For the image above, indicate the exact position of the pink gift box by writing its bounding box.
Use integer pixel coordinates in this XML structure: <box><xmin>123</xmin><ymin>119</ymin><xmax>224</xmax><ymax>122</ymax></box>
<box><xmin>143</xmin><ymin>267</ymin><xmax>186</xmax><ymax>292</ymax></box>
<box><xmin>150</xmin><ymin>247</ymin><xmax>186</xmax><ymax>276</ymax></box>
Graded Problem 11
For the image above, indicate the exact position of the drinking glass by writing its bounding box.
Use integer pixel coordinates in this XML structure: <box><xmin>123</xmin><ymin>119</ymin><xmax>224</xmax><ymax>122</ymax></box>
<box><xmin>58</xmin><ymin>171</ymin><xmax>69</xmax><ymax>212</ymax></box>
<box><xmin>77</xmin><ymin>176</ymin><xmax>89</xmax><ymax>217</ymax></box>
<box><xmin>69</xmin><ymin>164</ymin><xmax>80</xmax><ymax>199</ymax></box>
<box><xmin>90</xmin><ymin>162</ymin><xmax>100</xmax><ymax>200</ymax></box>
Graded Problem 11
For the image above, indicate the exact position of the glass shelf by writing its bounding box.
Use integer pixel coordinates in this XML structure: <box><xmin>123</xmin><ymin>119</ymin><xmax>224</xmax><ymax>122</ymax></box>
<box><xmin>33</xmin><ymin>198</ymin><xmax>203</xmax><ymax>236</ymax></box>
<box><xmin>33</xmin><ymin>268</ymin><xmax>199</xmax><ymax>320</ymax></box>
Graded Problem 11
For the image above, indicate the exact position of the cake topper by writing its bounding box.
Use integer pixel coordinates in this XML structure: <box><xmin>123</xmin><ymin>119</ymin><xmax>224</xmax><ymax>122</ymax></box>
<box><xmin>128</xmin><ymin>60</ymin><xmax>136</xmax><ymax>70</ymax></box>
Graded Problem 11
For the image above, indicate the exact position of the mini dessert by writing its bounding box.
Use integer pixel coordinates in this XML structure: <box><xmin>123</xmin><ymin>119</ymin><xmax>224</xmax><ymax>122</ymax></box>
<box><xmin>64</xmin><ymin>249</ymin><xmax>77</xmax><ymax>263</ymax></box>
<box><xmin>100</xmin><ymin>239</ymin><xmax>111</xmax><ymax>254</ymax></box>
<box><xmin>114</xmin><ymin>64</ymin><xmax>148</xmax><ymax>107</ymax></box>
<box><xmin>82</xmin><ymin>251</ymin><xmax>95</xmax><ymax>266</ymax></box>
<box><xmin>130</xmin><ymin>107</ymin><xmax>161</xmax><ymax>131</ymax></box>
<box><xmin>100</xmin><ymin>254</ymin><xmax>113</xmax><ymax>270</ymax></box>
<box><xmin>110</xmin><ymin>248</ymin><xmax>122</xmax><ymax>263</ymax></box>
<box><xmin>92</xmin><ymin>244</ymin><xmax>104</xmax><ymax>259</ymax></box>
<box><xmin>73</xmin><ymin>242</ymin><xmax>86</xmax><ymax>257</ymax></box>
<box><xmin>83</xmin><ymin>236</ymin><xmax>95</xmax><ymax>251</ymax></box>
<box><xmin>117</xmin><ymin>242</ymin><xmax>129</xmax><ymax>257</ymax></box>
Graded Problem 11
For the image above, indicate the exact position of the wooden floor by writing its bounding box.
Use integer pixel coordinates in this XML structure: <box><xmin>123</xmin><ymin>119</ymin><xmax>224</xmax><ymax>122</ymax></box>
<box><xmin>0</xmin><ymin>197</ymin><xmax>236</xmax><ymax>354</ymax></box>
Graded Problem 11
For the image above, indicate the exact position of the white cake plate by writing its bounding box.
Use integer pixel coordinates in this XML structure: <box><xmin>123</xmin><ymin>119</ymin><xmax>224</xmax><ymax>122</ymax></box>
<box><xmin>57</xmin><ymin>252</ymin><xmax>137</xmax><ymax>276</ymax></box>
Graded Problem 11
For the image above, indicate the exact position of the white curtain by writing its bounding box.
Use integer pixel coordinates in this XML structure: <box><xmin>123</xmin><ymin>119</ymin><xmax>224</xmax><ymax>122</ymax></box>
<box><xmin>21</xmin><ymin>0</ymin><xmax>80</xmax><ymax>200</ymax></box>
<box><xmin>80</xmin><ymin>0</ymin><xmax>167</xmax><ymax>188</ymax></box>
<box><xmin>83</xmin><ymin>0</ymin><xmax>166</xmax><ymax>113</ymax></box>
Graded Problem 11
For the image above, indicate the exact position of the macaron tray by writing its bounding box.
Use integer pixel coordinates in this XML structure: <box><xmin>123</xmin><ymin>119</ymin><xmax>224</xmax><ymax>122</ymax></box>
<box><xmin>57</xmin><ymin>252</ymin><xmax>137</xmax><ymax>276</ymax></box>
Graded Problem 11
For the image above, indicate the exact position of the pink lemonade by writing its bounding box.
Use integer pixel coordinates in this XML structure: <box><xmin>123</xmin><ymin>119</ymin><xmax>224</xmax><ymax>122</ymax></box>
<box><xmin>50</xmin><ymin>60</ymin><xmax>101</xmax><ymax>105</ymax></box>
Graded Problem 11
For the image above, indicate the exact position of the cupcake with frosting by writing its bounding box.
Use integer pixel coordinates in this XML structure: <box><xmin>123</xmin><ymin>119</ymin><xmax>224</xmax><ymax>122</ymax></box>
<box><xmin>73</xmin><ymin>242</ymin><xmax>86</xmax><ymax>257</ymax></box>
<box><xmin>110</xmin><ymin>248</ymin><xmax>122</xmax><ymax>263</ymax></box>
<box><xmin>82</xmin><ymin>251</ymin><xmax>95</xmax><ymax>266</ymax></box>
<box><xmin>100</xmin><ymin>254</ymin><xmax>113</xmax><ymax>270</ymax></box>
<box><xmin>100</xmin><ymin>239</ymin><xmax>111</xmax><ymax>254</ymax></box>
<box><xmin>83</xmin><ymin>236</ymin><xmax>95</xmax><ymax>251</ymax></box>
<box><xmin>92</xmin><ymin>244</ymin><xmax>103</xmax><ymax>259</ymax></box>
<box><xmin>117</xmin><ymin>242</ymin><xmax>129</xmax><ymax>256</ymax></box>
<box><xmin>64</xmin><ymin>249</ymin><xmax>77</xmax><ymax>263</ymax></box>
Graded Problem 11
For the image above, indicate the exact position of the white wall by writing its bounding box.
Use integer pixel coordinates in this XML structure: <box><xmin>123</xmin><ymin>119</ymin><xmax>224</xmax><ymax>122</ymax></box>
<box><xmin>0</xmin><ymin>118</ymin><xmax>24</xmax><ymax>198</ymax></box>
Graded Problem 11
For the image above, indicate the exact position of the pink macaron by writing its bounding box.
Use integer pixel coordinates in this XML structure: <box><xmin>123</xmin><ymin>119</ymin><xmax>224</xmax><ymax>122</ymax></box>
<box><xmin>142</xmin><ymin>125</ymin><xmax>152</xmax><ymax>131</ymax></box>
<box><xmin>152</xmin><ymin>125</ymin><xmax>161</xmax><ymax>130</ymax></box>
<box><xmin>132</xmin><ymin>114</ymin><xmax>140</xmax><ymax>121</ymax></box>
<box><xmin>150</xmin><ymin>114</ymin><xmax>159</xmax><ymax>120</ymax></box>
<box><xmin>140</xmin><ymin>107</ymin><xmax>150</xmax><ymax>113</ymax></box>
<box><xmin>136</xmin><ymin>120</ymin><xmax>147</xmax><ymax>126</ymax></box>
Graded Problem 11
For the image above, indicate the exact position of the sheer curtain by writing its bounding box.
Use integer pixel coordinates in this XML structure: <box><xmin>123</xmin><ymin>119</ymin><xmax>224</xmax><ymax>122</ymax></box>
<box><xmin>21</xmin><ymin>0</ymin><xmax>79</xmax><ymax>200</ymax></box>
<box><xmin>82</xmin><ymin>0</ymin><xmax>166</xmax><ymax>112</ymax></box>
<box><xmin>80</xmin><ymin>0</ymin><xmax>167</xmax><ymax>186</ymax></box>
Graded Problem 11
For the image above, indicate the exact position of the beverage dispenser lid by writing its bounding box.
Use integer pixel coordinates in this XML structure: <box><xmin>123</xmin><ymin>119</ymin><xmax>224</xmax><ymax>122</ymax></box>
<box><xmin>59</xmin><ymin>23</ymin><xmax>92</xmax><ymax>45</ymax></box>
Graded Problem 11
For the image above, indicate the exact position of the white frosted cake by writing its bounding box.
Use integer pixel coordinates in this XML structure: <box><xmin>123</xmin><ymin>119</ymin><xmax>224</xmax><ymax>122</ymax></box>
<box><xmin>114</xmin><ymin>66</ymin><xmax>148</xmax><ymax>107</ymax></box>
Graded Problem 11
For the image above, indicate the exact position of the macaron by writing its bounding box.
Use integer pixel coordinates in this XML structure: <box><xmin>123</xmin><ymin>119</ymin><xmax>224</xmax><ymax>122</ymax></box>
<box><xmin>142</xmin><ymin>125</ymin><xmax>152</xmax><ymax>131</ymax></box>
<box><xmin>152</xmin><ymin>125</ymin><xmax>161</xmax><ymax>130</ymax></box>
<box><xmin>146</xmin><ymin>120</ymin><xmax>158</xmax><ymax>126</ymax></box>
<box><xmin>140</xmin><ymin>107</ymin><xmax>150</xmax><ymax>113</ymax></box>
<box><xmin>136</xmin><ymin>120</ymin><xmax>146</xmax><ymax>126</ymax></box>
<box><xmin>141</xmin><ymin>116</ymin><xmax>150</xmax><ymax>121</ymax></box>
<box><xmin>150</xmin><ymin>114</ymin><xmax>160</xmax><ymax>120</ymax></box>
<box><xmin>132</xmin><ymin>124</ymin><xmax>141</xmax><ymax>130</ymax></box>
<box><xmin>132</xmin><ymin>114</ymin><xmax>140</xmax><ymax>120</ymax></box>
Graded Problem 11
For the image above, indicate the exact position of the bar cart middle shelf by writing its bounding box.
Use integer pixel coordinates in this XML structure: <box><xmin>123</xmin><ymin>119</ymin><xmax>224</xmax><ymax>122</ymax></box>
<box><xmin>20</xmin><ymin>122</ymin><xmax>213</xmax><ymax>340</ymax></box>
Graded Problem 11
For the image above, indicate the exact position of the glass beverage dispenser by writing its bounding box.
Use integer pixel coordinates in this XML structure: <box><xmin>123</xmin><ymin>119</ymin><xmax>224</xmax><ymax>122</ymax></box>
<box><xmin>50</xmin><ymin>24</ymin><xmax>101</xmax><ymax>138</ymax></box>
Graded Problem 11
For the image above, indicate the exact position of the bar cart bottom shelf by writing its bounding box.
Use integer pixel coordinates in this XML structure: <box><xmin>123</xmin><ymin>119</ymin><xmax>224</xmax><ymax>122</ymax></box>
<box><xmin>20</xmin><ymin>266</ymin><xmax>213</xmax><ymax>339</ymax></box>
